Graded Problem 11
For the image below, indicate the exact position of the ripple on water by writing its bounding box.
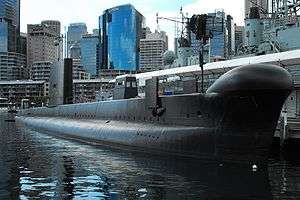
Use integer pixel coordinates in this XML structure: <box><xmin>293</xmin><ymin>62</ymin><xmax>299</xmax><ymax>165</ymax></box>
<box><xmin>1</xmin><ymin>113</ymin><xmax>300</xmax><ymax>199</ymax></box>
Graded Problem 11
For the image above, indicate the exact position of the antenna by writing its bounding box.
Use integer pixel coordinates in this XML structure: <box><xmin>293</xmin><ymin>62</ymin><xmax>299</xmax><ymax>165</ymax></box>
<box><xmin>156</xmin><ymin>13</ymin><xmax>160</xmax><ymax>31</ymax></box>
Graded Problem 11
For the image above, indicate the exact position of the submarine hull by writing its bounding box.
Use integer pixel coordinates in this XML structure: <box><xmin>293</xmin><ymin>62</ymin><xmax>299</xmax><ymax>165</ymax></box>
<box><xmin>16</xmin><ymin>64</ymin><xmax>293</xmax><ymax>164</ymax></box>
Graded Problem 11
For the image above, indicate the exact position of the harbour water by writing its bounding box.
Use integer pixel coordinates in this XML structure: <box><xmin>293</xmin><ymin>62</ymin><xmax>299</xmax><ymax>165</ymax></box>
<box><xmin>1</xmin><ymin>112</ymin><xmax>300</xmax><ymax>199</ymax></box>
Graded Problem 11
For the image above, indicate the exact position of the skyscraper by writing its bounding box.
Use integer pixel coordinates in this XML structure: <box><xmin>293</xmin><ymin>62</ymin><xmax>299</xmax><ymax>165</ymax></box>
<box><xmin>99</xmin><ymin>4</ymin><xmax>145</xmax><ymax>71</ymax></box>
<box><xmin>226</xmin><ymin>15</ymin><xmax>235</xmax><ymax>57</ymax></box>
<box><xmin>27</xmin><ymin>23</ymin><xmax>58</xmax><ymax>69</ymax></box>
<box><xmin>0</xmin><ymin>0</ymin><xmax>20</xmax><ymax>52</ymax></box>
<box><xmin>0</xmin><ymin>0</ymin><xmax>26</xmax><ymax>80</ymax></box>
<box><xmin>235</xmin><ymin>25</ymin><xmax>245</xmax><ymax>54</ymax></box>
<box><xmin>41</xmin><ymin>20</ymin><xmax>61</xmax><ymax>37</ymax></box>
<box><xmin>245</xmin><ymin>0</ymin><xmax>268</xmax><ymax>19</ymax></box>
<box><xmin>207</xmin><ymin>11</ymin><xmax>228</xmax><ymax>59</ymax></box>
<box><xmin>67</xmin><ymin>23</ymin><xmax>87</xmax><ymax>58</ymax></box>
<box><xmin>81</xmin><ymin>33</ymin><xmax>99</xmax><ymax>77</ymax></box>
<box><xmin>140</xmin><ymin>30</ymin><xmax>168</xmax><ymax>72</ymax></box>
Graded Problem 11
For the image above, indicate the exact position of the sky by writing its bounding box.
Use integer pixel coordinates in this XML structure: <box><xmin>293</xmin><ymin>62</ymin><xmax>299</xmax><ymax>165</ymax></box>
<box><xmin>21</xmin><ymin>0</ymin><xmax>245</xmax><ymax>50</ymax></box>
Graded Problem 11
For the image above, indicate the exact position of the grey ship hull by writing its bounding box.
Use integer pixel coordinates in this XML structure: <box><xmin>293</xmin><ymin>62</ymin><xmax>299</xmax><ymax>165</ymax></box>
<box><xmin>16</xmin><ymin>64</ymin><xmax>293</xmax><ymax>164</ymax></box>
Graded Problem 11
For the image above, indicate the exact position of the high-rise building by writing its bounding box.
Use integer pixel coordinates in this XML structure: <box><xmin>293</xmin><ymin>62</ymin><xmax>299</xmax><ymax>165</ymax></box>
<box><xmin>0</xmin><ymin>52</ymin><xmax>26</xmax><ymax>80</ymax></box>
<box><xmin>41</xmin><ymin>20</ymin><xmax>61</xmax><ymax>37</ymax></box>
<box><xmin>245</xmin><ymin>0</ymin><xmax>268</xmax><ymax>19</ymax></box>
<box><xmin>99</xmin><ymin>4</ymin><xmax>145</xmax><ymax>72</ymax></box>
<box><xmin>27</xmin><ymin>23</ymin><xmax>58</xmax><ymax>70</ymax></box>
<box><xmin>67</xmin><ymin>23</ymin><xmax>87</xmax><ymax>58</ymax></box>
<box><xmin>0</xmin><ymin>0</ymin><xmax>27</xmax><ymax>80</ymax></box>
<box><xmin>235</xmin><ymin>25</ymin><xmax>245</xmax><ymax>54</ymax></box>
<box><xmin>0</xmin><ymin>0</ymin><xmax>20</xmax><ymax>52</ymax></box>
<box><xmin>69</xmin><ymin>43</ymin><xmax>81</xmax><ymax>59</ymax></box>
<box><xmin>207</xmin><ymin>10</ymin><xmax>228</xmax><ymax>59</ymax></box>
<box><xmin>81</xmin><ymin>33</ymin><xmax>99</xmax><ymax>78</ymax></box>
<box><xmin>140</xmin><ymin>30</ymin><xmax>168</xmax><ymax>72</ymax></box>
<box><xmin>226</xmin><ymin>15</ymin><xmax>235</xmax><ymax>58</ymax></box>
<box><xmin>19</xmin><ymin>32</ymin><xmax>26</xmax><ymax>55</ymax></box>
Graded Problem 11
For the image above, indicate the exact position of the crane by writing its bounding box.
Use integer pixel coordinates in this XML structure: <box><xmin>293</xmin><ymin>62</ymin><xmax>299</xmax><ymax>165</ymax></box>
<box><xmin>156</xmin><ymin>8</ymin><xmax>191</xmax><ymax>48</ymax></box>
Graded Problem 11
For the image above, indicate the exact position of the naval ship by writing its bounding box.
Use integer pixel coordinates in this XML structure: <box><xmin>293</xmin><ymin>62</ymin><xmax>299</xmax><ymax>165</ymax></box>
<box><xmin>16</xmin><ymin>63</ymin><xmax>293</xmax><ymax>164</ymax></box>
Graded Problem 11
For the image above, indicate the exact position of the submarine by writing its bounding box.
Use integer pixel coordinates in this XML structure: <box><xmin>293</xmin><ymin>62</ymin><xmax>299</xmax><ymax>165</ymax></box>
<box><xmin>16</xmin><ymin>64</ymin><xmax>293</xmax><ymax>164</ymax></box>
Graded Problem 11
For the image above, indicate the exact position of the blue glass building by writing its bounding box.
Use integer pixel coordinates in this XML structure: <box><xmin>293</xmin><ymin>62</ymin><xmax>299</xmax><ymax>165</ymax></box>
<box><xmin>207</xmin><ymin>11</ymin><xmax>227</xmax><ymax>58</ymax></box>
<box><xmin>99</xmin><ymin>4</ymin><xmax>144</xmax><ymax>71</ymax></box>
<box><xmin>0</xmin><ymin>0</ymin><xmax>20</xmax><ymax>52</ymax></box>
<box><xmin>81</xmin><ymin>34</ymin><xmax>99</xmax><ymax>77</ymax></box>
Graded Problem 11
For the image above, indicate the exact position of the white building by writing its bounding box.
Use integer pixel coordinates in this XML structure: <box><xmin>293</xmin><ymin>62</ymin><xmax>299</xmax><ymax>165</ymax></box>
<box><xmin>139</xmin><ymin>30</ymin><xmax>168</xmax><ymax>72</ymax></box>
<box><xmin>27</xmin><ymin>23</ymin><xmax>58</xmax><ymax>71</ymax></box>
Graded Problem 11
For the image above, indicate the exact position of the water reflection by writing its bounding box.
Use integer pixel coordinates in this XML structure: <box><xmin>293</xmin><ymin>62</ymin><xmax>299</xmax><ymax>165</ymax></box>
<box><xmin>0</xmin><ymin>113</ymin><xmax>299</xmax><ymax>199</ymax></box>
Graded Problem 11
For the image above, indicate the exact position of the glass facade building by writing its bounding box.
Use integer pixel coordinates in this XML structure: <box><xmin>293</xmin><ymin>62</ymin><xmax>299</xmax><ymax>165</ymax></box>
<box><xmin>67</xmin><ymin>23</ymin><xmax>87</xmax><ymax>58</ymax></box>
<box><xmin>0</xmin><ymin>0</ymin><xmax>26</xmax><ymax>80</ymax></box>
<box><xmin>81</xmin><ymin>34</ymin><xmax>99</xmax><ymax>77</ymax></box>
<box><xmin>207</xmin><ymin>11</ymin><xmax>228</xmax><ymax>58</ymax></box>
<box><xmin>0</xmin><ymin>0</ymin><xmax>20</xmax><ymax>52</ymax></box>
<box><xmin>99</xmin><ymin>4</ymin><xmax>144</xmax><ymax>71</ymax></box>
<box><xmin>0</xmin><ymin>21</ymin><xmax>8</xmax><ymax>52</ymax></box>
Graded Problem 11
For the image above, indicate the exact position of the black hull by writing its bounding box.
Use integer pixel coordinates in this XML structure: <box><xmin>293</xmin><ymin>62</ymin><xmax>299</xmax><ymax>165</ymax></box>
<box><xmin>16</xmin><ymin>64</ymin><xmax>293</xmax><ymax>164</ymax></box>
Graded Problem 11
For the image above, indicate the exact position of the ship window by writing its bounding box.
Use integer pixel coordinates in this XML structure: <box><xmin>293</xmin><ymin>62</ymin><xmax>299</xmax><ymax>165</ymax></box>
<box><xmin>291</xmin><ymin>97</ymin><xmax>294</xmax><ymax>100</ymax></box>
<box><xmin>126</xmin><ymin>82</ymin><xmax>131</xmax><ymax>88</ymax></box>
<box><xmin>117</xmin><ymin>82</ymin><xmax>122</xmax><ymax>86</ymax></box>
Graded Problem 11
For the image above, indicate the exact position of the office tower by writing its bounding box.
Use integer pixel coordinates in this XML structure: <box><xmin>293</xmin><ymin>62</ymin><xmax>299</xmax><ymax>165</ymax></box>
<box><xmin>0</xmin><ymin>52</ymin><xmax>26</xmax><ymax>80</ymax></box>
<box><xmin>19</xmin><ymin>32</ymin><xmax>26</xmax><ymax>55</ymax></box>
<box><xmin>207</xmin><ymin>10</ymin><xmax>228</xmax><ymax>59</ymax></box>
<box><xmin>0</xmin><ymin>0</ymin><xmax>27</xmax><ymax>80</ymax></box>
<box><xmin>41</xmin><ymin>20</ymin><xmax>61</xmax><ymax>37</ymax></box>
<box><xmin>81</xmin><ymin>33</ymin><xmax>99</xmax><ymax>78</ymax></box>
<box><xmin>99</xmin><ymin>4</ymin><xmax>145</xmax><ymax>71</ymax></box>
<box><xmin>67</xmin><ymin>23</ymin><xmax>87</xmax><ymax>58</ymax></box>
<box><xmin>27</xmin><ymin>23</ymin><xmax>58</xmax><ymax>72</ymax></box>
<box><xmin>226</xmin><ymin>15</ymin><xmax>235</xmax><ymax>57</ymax></box>
<box><xmin>0</xmin><ymin>0</ymin><xmax>20</xmax><ymax>52</ymax></box>
<box><xmin>69</xmin><ymin>43</ymin><xmax>81</xmax><ymax>59</ymax></box>
<box><xmin>245</xmin><ymin>0</ymin><xmax>268</xmax><ymax>19</ymax></box>
<box><xmin>140</xmin><ymin>30</ymin><xmax>168</xmax><ymax>72</ymax></box>
<box><xmin>235</xmin><ymin>25</ymin><xmax>245</xmax><ymax>54</ymax></box>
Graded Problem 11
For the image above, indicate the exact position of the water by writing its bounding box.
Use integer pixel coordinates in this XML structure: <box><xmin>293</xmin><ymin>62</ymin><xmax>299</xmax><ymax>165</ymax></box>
<box><xmin>1</xmin><ymin>112</ymin><xmax>300</xmax><ymax>199</ymax></box>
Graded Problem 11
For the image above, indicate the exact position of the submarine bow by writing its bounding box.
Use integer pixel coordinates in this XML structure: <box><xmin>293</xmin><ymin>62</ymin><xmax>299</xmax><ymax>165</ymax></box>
<box><xmin>206</xmin><ymin>64</ymin><xmax>293</xmax><ymax>163</ymax></box>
